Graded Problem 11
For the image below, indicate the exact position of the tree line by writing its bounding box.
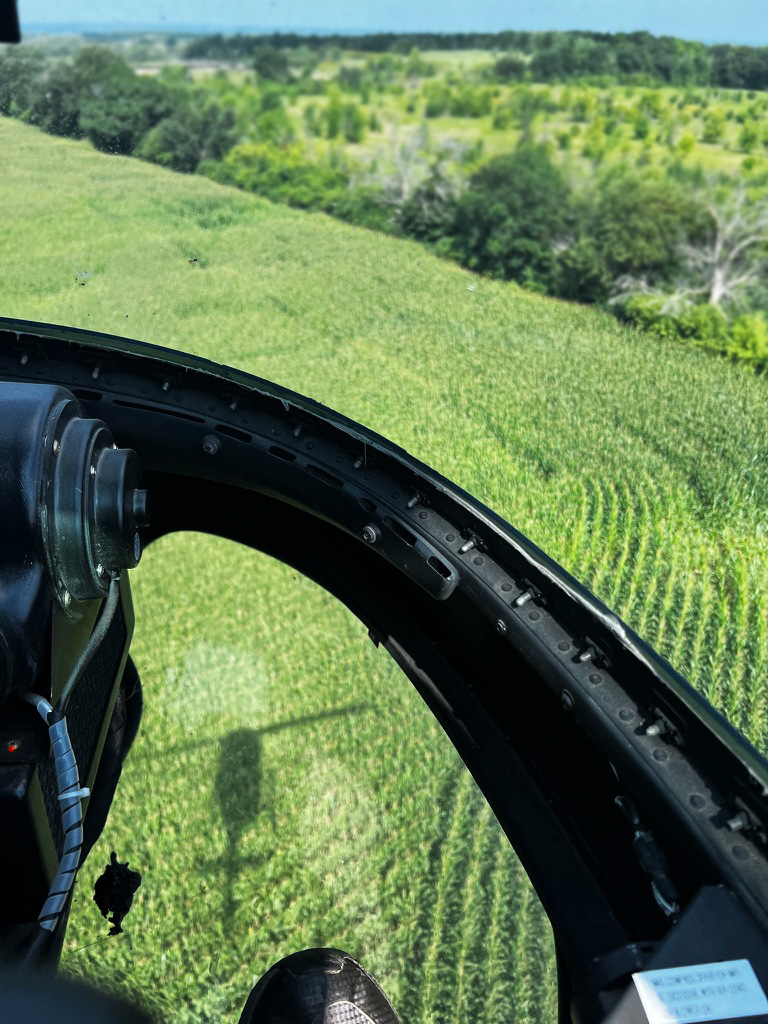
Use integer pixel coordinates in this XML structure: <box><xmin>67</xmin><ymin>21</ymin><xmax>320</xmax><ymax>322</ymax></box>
<box><xmin>185</xmin><ymin>30</ymin><xmax>768</xmax><ymax>91</ymax></box>
<box><xmin>0</xmin><ymin>46</ymin><xmax>236</xmax><ymax>166</ymax></box>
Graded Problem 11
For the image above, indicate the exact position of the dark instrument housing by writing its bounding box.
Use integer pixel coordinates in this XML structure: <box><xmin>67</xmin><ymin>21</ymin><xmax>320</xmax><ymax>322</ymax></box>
<box><xmin>0</xmin><ymin>380</ymin><xmax>140</xmax><ymax>943</ymax></box>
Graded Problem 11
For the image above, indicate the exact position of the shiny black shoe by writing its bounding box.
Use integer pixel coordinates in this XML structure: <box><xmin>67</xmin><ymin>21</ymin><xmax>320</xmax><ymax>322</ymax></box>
<box><xmin>238</xmin><ymin>948</ymin><xmax>401</xmax><ymax>1024</ymax></box>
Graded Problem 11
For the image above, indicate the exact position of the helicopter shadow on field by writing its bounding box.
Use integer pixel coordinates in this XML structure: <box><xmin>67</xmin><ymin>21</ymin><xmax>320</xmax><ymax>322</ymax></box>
<box><xmin>210</xmin><ymin>705</ymin><xmax>370</xmax><ymax>922</ymax></box>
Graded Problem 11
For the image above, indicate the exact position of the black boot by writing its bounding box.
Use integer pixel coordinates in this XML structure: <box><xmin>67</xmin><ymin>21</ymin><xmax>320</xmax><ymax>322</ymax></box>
<box><xmin>238</xmin><ymin>948</ymin><xmax>401</xmax><ymax>1024</ymax></box>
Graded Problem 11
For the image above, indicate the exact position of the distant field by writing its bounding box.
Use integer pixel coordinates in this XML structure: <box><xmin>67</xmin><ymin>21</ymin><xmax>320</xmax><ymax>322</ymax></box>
<box><xmin>2</xmin><ymin>117</ymin><xmax>768</xmax><ymax>1022</ymax></box>
<box><xmin>251</xmin><ymin>60</ymin><xmax>768</xmax><ymax>178</ymax></box>
<box><xmin>154</xmin><ymin>49</ymin><xmax>768</xmax><ymax>178</ymax></box>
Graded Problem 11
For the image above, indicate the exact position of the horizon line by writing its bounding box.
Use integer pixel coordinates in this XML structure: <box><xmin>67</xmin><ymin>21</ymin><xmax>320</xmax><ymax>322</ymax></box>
<box><xmin>19</xmin><ymin>22</ymin><xmax>766</xmax><ymax>47</ymax></box>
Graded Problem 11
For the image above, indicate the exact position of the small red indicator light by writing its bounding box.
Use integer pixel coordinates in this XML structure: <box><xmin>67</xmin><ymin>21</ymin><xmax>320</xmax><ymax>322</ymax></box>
<box><xmin>7</xmin><ymin>743</ymin><xmax>18</xmax><ymax>753</ymax></box>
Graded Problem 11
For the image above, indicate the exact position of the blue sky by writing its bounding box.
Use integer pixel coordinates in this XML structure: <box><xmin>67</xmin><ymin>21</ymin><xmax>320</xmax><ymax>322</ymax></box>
<box><xmin>20</xmin><ymin>0</ymin><xmax>768</xmax><ymax>45</ymax></box>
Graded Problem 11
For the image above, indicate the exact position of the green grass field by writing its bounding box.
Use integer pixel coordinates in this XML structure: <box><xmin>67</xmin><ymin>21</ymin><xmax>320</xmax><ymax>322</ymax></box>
<box><xmin>2</xmin><ymin>115</ymin><xmax>768</xmax><ymax>1022</ymax></box>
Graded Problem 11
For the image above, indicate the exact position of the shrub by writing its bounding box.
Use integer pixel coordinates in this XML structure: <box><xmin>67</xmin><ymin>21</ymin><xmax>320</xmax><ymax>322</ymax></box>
<box><xmin>26</xmin><ymin>61</ymin><xmax>83</xmax><ymax>137</ymax></box>
<box><xmin>593</xmin><ymin>172</ymin><xmax>704</xmax><ymax>281</ymax></box>
<box><xmin>618</xmin><ymin>296</ymin><xmax>764</xmax><ymax>368</ymax></box>
<box><xmin>494</xmin><ymin>54</ymin><xmax>527</xmax><ymax>81</ymax></box>
<box><xmin>620</xmin><ymin>295</ymin><xmax>680</xmax><ymax>337</ymax></box>
<box><xmin>73</xmin><ymin>48</ymin><xmax>172</xmax><ymax>154</ymax></box>
<box><xmin>0</xmin><ymin>46</ymin><xmax>45</xmax><ymax>117</ymax></box>
<box><xmin>702</xmin><ymin>111</ymin><xmax>725</xmax><ymax>143</ymax></box>
<box><xmin>253</xmin><ymin>46</ymin><xmax>291</xmax><ymax>84</ymax></box>
<box><xmin>255</xmin><ymin>98</ymin><xmax>295</xmax><ymax>146</ymax></box>
<box><xmin>333</xmin><ymin>187</ymin><xmax>394</xmax><ymax>232</ymax></box>
<box><xmin>633</xmin><ymin>113</ymin><xmax>651</xmax><ymax>139</ymax></box>
<box><xmin>447</xmin><ymin>86</ymin><xmax>493</xmax><ymax>118</ymax></box>
<box><xmin>206</xmin><ymin>142</ymin><xmax>348</xmax><ymax>211</ymax></box>
<box><xmin>728</xmin><ymin>312</ymin><xmax>768</xmax><ymax>370</ymax></box>
<box><xmin>619</xmin><ymin>296</ymin><xmax>728</xmax><ymax>347</ymax></box>
<box><xmin>675</xmin><ymin>303</ymin><xmax>730</xmax><ymax>344</ymax></box>
<box><xmin>303</xmin><ymin>103</ymin><xmax>319</xmax><ymax>137</ymax></box>
<box><xmin>325</xmin><ymin>88</ymin><xmax>344</xmax><ymax>139</ymax></box>
<box><xmin>423</xmin><ymin>81</ymin><xmax>450</xmax><ymax>118</ymax></box>
<box><xmin>739</xmin><ymin>122</ymin><xmax>760</xmax><ymax>152</ymax></box>
<box><xmin>342</xmin><ymin>103</ymin><xmax>366</xmax><ymax>143</ymax></box>
<box><xmin>337</xmin><ymin>65</ymin><xmax>363</xmax><ymax>92</ymax></box>
<box><xmin>447</xmin><ymin>143</ymin><xmax>570</xmax><ymax>288</ymax></box>
<box><xmin>556</xmin><ymin>236</ymin><xmax>612</xmax><ymax>303</ymax></box>
<box><xmin>582</xmin><ymin>119</ymin><xmax>607</xmax><ymax>160</ymax></box>
<box><xmin>571</xmin><ymin>96</ymin><xmax>593</xmax><ymax>122</ymax></box>
<box><xmin>398</xmin><ymin>170</ymin><xmax>458</xmax><ymax>243</ymax></box>
<box><xmin>137</xmin><ymin>99</ymin><xmax>236</xmax><ymax>173</ymax></box>
<box><xmin>492</xmin><ymin>105</ymin><xmax>513</xmax><ymax>130</ymax></box>
<box><xmin>404</xmin><ymin>48</ymin><xmax>436</xmax><ymax>78</ymax></box>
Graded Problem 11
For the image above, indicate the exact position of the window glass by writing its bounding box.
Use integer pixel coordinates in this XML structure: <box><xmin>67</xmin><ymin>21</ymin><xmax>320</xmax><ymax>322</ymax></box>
<box><xmin>61</xmin><ymin>534</ymin><xmax>558</xmax><ymax>1023</ymax></box>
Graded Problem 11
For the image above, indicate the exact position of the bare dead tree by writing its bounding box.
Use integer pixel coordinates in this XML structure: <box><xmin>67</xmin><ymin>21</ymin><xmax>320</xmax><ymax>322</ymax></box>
<box><xmin>612</xmin><ymin>188</ymin><xmax>768</xmax><ymax>314</ymax></box>
<box><xmin>679</xmin><ymin>190</ymin><xmax>768</xmax><ymax>309</ymax></box>
<box><xmin>355</xmin><ymin>122</ymin><xmax>433</xmax><ymax>209</ymax></box>
<box><xmin>386</xmin><ymin>122</ymin><xmax>432</xmax><ymax>206</ymax></box>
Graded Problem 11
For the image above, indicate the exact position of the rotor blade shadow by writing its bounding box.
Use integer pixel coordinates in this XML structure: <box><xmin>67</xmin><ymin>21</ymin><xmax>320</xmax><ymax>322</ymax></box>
<box><xmin>210</xmin><ymin>704</ymin><xmax>371</xmax><ymax>920</ymax></box>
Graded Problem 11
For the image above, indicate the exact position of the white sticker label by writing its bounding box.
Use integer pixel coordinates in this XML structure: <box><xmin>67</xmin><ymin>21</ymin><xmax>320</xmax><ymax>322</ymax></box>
<box><xmin>633</xmin><ymin>959</ymin><xmax>768</xmax><ymax>1023</ymax></box>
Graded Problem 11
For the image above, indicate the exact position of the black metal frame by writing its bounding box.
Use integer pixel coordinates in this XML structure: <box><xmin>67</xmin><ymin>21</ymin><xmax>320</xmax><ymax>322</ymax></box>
<box><xmin>0</xmin><ymin>0</ymin><xmax>20</xmax><ymax>44</ymax></box>
<box><xmin>2</xmin><ymin>318</ymin><xmax>768</xmax><ymax>1021</ymax></box>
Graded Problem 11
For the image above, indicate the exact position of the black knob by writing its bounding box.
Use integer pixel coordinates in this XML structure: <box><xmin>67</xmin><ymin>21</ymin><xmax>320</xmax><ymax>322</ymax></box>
<box><xmin>92</xmin><ymin>447</ymin><xmax>146</xmax><ymax>571</ymax></box>
<box><xmin>132</xmin><ymin>490</ymin><xmax>150</xmax><ymax>528</ymax></box>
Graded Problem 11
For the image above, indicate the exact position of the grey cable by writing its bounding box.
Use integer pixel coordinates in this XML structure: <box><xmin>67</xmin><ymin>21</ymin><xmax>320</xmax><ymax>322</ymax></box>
<box><xmin>21</xmin><ymin>693</ymin><xmax>90</xmax><ymax>949</ymax></box>
<box><xmin>18</xmin><ymin>575</ymin><xmax>119</xmax><ymax>963</ymax></box>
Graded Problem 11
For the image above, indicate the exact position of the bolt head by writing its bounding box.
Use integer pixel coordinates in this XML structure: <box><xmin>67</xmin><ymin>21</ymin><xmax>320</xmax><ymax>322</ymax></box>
<box><xmin>62</xmin><ymin>589</ymin><xmax>72</xmax><ymax>608</ymax></box>
<box><xmin>496</xmin><ymin>619</ymin><xmax>507</xmax><ymax>636</ymax></box>
<box><xmin>52</xmin><ymin>439</ymin><xmax>61</xmax><ymax>456</ymax></box>
<box><xmin>97</xmin><ymin>564</ymin><xmax>105</xmax><ymax>577</ymax></box>
<box><xmin>362</xmin><ymin>524</ymin><xmax>378</xmax><ymax>544</ymax></box>
<box><xmin>561</xmin><ymin>689</ymin><xmax>575</xmax><ymax>712</ymax></box>
<box><xmin>90</xmin><ymin>465</ymin><xmax>96</xmax><ymax>477</ymax></box>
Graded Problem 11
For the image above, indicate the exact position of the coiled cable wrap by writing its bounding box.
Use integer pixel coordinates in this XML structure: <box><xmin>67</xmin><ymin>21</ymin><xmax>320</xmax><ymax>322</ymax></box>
<box><xmin>18</xmin><ymin>574</ymin><xmax>120</xmax><ymax>965</ymax></box>
<box><xmin>22</xmin><ymin>694</ymin><xmax>90</xmax><ymax>932</ymax></box>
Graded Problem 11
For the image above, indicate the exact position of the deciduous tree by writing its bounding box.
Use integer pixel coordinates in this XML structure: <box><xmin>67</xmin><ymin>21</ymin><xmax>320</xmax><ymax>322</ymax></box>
<box><xmin>614</xmin><ymin>188</ymin><xmax>768</xmax><ymax>312</ymax></box>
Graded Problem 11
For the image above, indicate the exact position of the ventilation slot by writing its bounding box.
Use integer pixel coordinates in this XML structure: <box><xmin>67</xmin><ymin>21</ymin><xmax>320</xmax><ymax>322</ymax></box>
<box><xmin>428</xmin><ymin>556</ymin><xmax>452</xmax><ymax>580</ymax></box>
<box><xmin>113</xmin><ymin>399</ymin><xmax>205</xmax><ymax>424</ymax></box>
<box><xmin>306</xmin><ymin>464</ymin><xmax>344</xmax><ymax>489</ymax></box>
<box><xmin>384</xmin><ymin>517</ymin><xmax>417</xmax><ymax>546</ymax></box>
<box><xmin>216</xmin><ymin>424</ymin><xmax>251</xmax><ymax>443</ymax></box>
<box><xmin>72</xmin><ymin>388</ymin><xmax>102</xmax><ymax>402</ymax></box>
<box><xmin>359</xmin><ymin>498</ymin><xmax>377</xmax><ymax>513</ymax></box>
<box><xmin>268</xmin><ymin>446</ymin><xmax>297</xmax><ymax>463</ymax></box>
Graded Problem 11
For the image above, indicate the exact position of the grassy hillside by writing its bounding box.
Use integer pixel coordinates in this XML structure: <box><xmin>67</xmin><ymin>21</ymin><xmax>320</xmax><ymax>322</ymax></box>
<box><xmin>2</xmin><ymin>116</ymin><xmax>768</xmax><ymax>1022</ymax></box>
